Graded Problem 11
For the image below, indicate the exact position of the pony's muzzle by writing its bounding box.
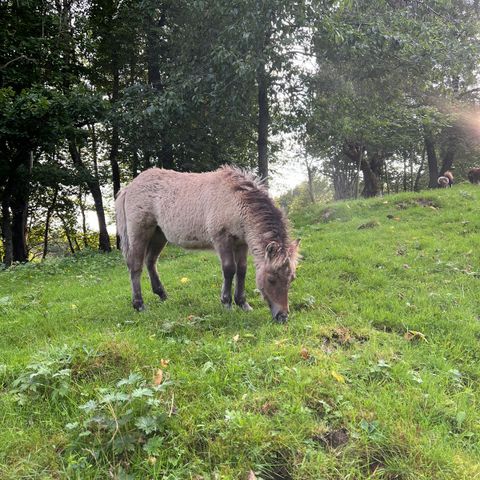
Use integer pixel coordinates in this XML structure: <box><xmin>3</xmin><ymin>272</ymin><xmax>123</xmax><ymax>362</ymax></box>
<box><xmin>270</xmin><ymin>303</ymin><xmax>288</xmax><ymax>323</ymax></box>
<box><xmin>274</xmin><ymin>312</ymin><xmax>288</xmax><ymax>323</ymax></box>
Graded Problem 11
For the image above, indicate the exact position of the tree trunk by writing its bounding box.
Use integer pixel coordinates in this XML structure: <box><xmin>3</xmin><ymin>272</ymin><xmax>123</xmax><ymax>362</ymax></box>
<box><xmin>107</xmin><ymin>63</ymin><xmax>121</xmax><ymax>250</ymax></box>
<box><xmin>146</xmin><ymin>10</ymin><xmax>174</xmax><ymax>170</ymax></box>
<box><xmin>78</xmin><ymin>186</ymin><xmax>88</xmax><ymax>248</ymax></box>
<box><xmin>11</xmin><ymin>193</ymin><xmax>28</xmax><ymax>262</ymax></box>
<box><xmin>132</xmin><ymin>149</ymin><xmax>139</xmax><ymax>178</ymax></box>
<box><xmin>42</xmin><ymin>187</ymin><xmax>58</xmax><ymax>259</ymax></box>
<box><xmin>425</xmin><ymin>136</ymin><xmax>438</xmax><ymax>188</ymax></box>
<box><xmin>68</xmin><ymin>137</ymin><xmax>111</xmax><ymax>252</ymax></box>
<box><xmin>361</xmin><ymin>159</ymin><xmax>381</xmax><ymax>197</ymax></box>
<box><xmin>59</xmin><ymin>214</ymin><xmax>75</xmax><ymax>254</ymax></box>
<box><xmin>384</xmin><ymin>162</ymin><xmax>391</xmax><ymax>194</ymax></box>
<box><xmin>306</xmin><ymin>164</ymin><xmax>315</xmax><ymax>203</ymax></box>
<box><xmin>10</xmin><ymin>151</ymin><xmax>32</xmax><ymax>262</ymax></box>
<box><xmin>414</xmin><ymin>147</ymin><xmax>425</xmax><ymax>192</ymax></box>
<box><xmin>1</xmin><ymin>197</ymin><xmax>13</xmax><ymax>267</ymax></box>
<box><xmin>440</xmin><ymin>138</ymin><xmax>456</xmax><ymax>175</ymax></box>
<box><xmin>109</xmin><ymin>62</ymin><xmax>121</xmax><ymax>200</ymax></box>
<box><xmin>256</xmin><ymin>60</ymin><xmax>269</xmax><ymax>184</ymax></box>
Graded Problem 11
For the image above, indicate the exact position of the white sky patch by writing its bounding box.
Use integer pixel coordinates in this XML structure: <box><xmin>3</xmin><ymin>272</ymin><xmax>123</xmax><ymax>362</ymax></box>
<box><xmin>270</xmin><ymin>159</ymin><xmax>307</xmax><ymax>197</ymax></box>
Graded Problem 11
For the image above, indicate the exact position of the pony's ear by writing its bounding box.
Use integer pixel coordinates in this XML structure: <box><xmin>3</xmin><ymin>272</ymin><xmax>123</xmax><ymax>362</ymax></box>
<box><xmin>291</xmin><ymin>238</ymin><xmax>301</xmax><ymax>249</ymax></box>
<box><xmin>265</xmin><ymin>241</ymin><xmax>280</xmax><ymax>260</ymax></box>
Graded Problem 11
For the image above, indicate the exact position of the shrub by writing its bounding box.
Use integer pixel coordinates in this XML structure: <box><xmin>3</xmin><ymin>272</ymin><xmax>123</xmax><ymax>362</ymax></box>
<box><xmin>65</xmin><ymin>372</ymin><xmax>172</xmax><ymax>469</ymax></box>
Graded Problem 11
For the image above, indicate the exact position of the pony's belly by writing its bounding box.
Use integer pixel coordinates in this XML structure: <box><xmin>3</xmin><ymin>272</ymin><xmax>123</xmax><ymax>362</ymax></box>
<box><xmin>165</xmin><ymin>232</ymin><xmax>213</xmax><ymax>249</ymax></box>
<box><xmin>178</xmin><ymin>240</ymin><xmax>213</xmax><ymax>250</ymax></box>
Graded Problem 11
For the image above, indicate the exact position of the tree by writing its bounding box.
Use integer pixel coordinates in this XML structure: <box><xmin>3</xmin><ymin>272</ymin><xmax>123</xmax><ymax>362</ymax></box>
<box><xmin>305</xmin><ymin>0</ymin><xmax>480</xmax><ymax>197</ymax></box>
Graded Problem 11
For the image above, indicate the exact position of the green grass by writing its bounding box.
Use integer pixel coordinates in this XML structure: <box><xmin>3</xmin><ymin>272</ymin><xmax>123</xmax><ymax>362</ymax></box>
<box><xmin>1</xmin><ymin>184</ymin><xmax>480</xmax><ymax>479</ymax></box>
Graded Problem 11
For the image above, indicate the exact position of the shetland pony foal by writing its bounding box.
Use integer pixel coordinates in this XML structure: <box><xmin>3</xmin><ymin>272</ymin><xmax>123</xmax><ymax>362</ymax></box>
<box><xmin>115</xmin><ymin>167</ymin><xmax>299</xmax><ymax>322</ymax></box>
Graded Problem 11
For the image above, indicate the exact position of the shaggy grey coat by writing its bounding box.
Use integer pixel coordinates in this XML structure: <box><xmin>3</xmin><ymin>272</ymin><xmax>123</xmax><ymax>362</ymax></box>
<box><xmin>115</xmin><ymin>166</ymin><xmax>299</xmax><ymax>320</ymax></box>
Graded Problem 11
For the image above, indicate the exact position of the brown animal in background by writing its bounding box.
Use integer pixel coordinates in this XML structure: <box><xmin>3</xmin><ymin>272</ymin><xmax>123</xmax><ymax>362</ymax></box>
<box><xmin>438</xmin><ymin>170</ymin><xmax>454</xmax><ymax>188</ymax></box>
<box><xmin>115</xmin><ymin>166</ymin><xmax>300</xmax><ymax>322</ymax></box>
<box><xmin>468</xmin><ymin>168</ymin><xmax>480</xmax><ymax>184</ymax></box>
<box><xmin>437</xmin><ymin>176</ymin><xmax>449</xmax><ymax>188</ymax></box>
<box><xmin>444</xmin><ymin>170</ymin><xmax>454</xmax><ymax>186</ymax></box>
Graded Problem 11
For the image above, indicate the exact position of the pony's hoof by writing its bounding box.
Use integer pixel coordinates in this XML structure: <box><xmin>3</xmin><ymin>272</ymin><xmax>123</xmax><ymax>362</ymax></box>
<box><xmin>221</xmin><ymin>301</ymin><xmax>232</xmax><ymax>310</ymax></box>
<box><xmin>133</xmin><ymin>301</ymin><xmax>145</xmax><ymax>312</ymax></box>
<box><xmin>157</xmin><ymin>291</ymin><xmax>168</xmax><ymax>301</ymax></box>
<box><xmin>238</xmin><ymin>302</ymin><xmax>253</xmax><ymax>312</ymax></box>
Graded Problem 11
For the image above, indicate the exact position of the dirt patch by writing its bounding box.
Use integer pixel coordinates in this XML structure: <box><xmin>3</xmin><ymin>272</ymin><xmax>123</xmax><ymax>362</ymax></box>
<box><xmin>416</xmin><ymin>198</ymin><xmax>439</xmax><ymax>208</ymax></box>
<box><xmin>396</xmin><ymin>198</ymin><xmax>440</xmax><ymax>210</ymax></box>
<box><xmin>321</xmin><ymin>327</ymin><xmax>368</xmax><ymax>353</ymax></box>
<box><xmin>371</xmin><ymin>321</ymin><xmax>403</xmax><ymax>334</ymax></box>
<box><xmin>259</xmin><ymin>451</ymin><xmax>294</xmax><ymax>480</ymax></box>
<box><xmin>313</xmin><ymin>427</ymin><xmax>349</xmax><ymax>449</ymax></box>
<box><xmin>358</xmin><ymin>220</ymin><xmax>380</xmax><ymax>229</ymax></box>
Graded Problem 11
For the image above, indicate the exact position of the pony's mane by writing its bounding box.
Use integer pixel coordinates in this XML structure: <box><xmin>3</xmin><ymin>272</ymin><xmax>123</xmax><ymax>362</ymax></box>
<box><xmin>221</xmin><ymin>166</ymin><xmax>292</xmax><ymax>260</ymax></box>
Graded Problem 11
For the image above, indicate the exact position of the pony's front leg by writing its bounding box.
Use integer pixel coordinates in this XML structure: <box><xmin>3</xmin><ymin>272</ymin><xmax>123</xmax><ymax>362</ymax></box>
<box><xmin>216</xmin><ymin>241</ymin><xmax>235</xmax><ymax>309</ymax></box>
<box><xmin>234</xmin><ymin>244</ymin><xmax>253</xmax><ymax>311</ymax></box>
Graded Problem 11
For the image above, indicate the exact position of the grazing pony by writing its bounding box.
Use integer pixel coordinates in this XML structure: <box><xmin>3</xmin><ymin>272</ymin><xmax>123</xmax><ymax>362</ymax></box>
<box><xmin>115</xmin><ymin>167</ymin><xmax>300</xmax><ymax>322</ymax></box>
<box><xmin>437</xmin><ymin>176</ymin><xmax>449</xmax><ymax>188</ymax></box>
<box><xmin>444</xmin><ymin>170</ymin><xmax>453</xmax><ymax>186</ymax></box>
<box><xmin>438</xmin><ymin>170</ymin><xmax>453</xmax><ymax>188</ymax></box>
<box><xmin>468</xmin><ymin>168</ymin><xmax>480</xmax><ymax>184</ymax></box>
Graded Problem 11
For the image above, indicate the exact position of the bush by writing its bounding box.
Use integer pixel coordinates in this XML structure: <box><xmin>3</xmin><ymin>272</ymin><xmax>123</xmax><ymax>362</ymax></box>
<box><xmin>65</xmin><ymin>372</ymin><xmax>172</xmax><ymax>470</ymax></box>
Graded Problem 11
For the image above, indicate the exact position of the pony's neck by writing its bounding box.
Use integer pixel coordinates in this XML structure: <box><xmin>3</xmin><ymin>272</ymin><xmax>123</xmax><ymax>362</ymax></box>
<box><xmin>242</xmin><ymin>204</ymin><xmax>289</xmax><ymax>268</ymax></box>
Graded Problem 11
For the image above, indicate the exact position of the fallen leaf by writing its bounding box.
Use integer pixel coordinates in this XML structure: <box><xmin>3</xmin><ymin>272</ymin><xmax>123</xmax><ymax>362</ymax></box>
<box><xmin>160</xmin><ymin>359</ymin><xmax>170</xmax><ymax>368</ymax></box>
<box><xmin>153</xmin><ymin>369</ymin><xmax>163</xmax><ymax>385</ymax></box>
<box><xmin>331</xmin><ymin>370</ymin><xmax>346</xmax><ymax>383</ymax></box>
<box><xmin>403</xmin><ymin>264</ymin><xmax>410</xmax><ymax>269</ymax></box>
<box><xmin>148</xmin><ymin>456</ymin><xmax>157</xmax><ymax>465</ymax></box>
<box><xmin>180</xmin><ymin>277</ymin><xmax>189</xmax><ymax>284</ymax></box>
<box><xmin>233</xmin><ymin>334</ymin><xmax>240</xmax><ymax>343</ymax></box>
<box><xmin>247</xmin><ymin>470</ymin><xmax>257</xmax><ymax>480</ymax></box>
<box><xmin>300</xmin><ymin>347</ymin><xmax>310</xmax><ymax>360</ymax></box>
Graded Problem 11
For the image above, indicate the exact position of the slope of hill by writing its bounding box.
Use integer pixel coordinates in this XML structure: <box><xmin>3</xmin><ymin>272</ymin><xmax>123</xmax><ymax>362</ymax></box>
<box><xmin>1</xmin><ymin>185</ymin><xmax>480</xmax><ymax>479</ymax></box>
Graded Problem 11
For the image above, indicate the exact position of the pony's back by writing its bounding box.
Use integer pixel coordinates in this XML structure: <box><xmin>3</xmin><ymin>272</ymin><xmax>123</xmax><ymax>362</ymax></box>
<box><xmin>116</xmin><ymin>168</ymin><xmax>248</xmax><ymax>252</ymax></box>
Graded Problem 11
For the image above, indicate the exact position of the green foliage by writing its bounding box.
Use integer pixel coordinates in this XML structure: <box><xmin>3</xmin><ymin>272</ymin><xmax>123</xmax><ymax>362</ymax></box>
<box><xmin>11</xmin><ymin>346</ymin><xmax>74</xmax><ymax>403</ymax></box>
<box><xmin>65</xmin><ymin>373</ymin><xmax>172</xmax><ymax>471</ymax></box>
<box><xmin>306</xmin><ymin>0</ymin><xmax>480</xmax><ymax>197</ymax></box>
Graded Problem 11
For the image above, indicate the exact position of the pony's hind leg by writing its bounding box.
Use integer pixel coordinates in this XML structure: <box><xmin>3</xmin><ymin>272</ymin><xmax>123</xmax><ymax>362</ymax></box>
<box><xmin>145</xmin><ymin>227</ymin><xmax>168</xmax><ymax>301</ymax></box>
<box><xmin>215</xmin><ymin>238</ymin><xmax>235</xmax><ymax>309</ymax></box>
<box><xmin>234</xmin><ymin>243</ymin><xmax>253</xmax><ymax>311</ymax></box>
<box><xmin>127</xmin><ymin>241</ymin><xmax>148</xmax><ymax>311</ymax></box>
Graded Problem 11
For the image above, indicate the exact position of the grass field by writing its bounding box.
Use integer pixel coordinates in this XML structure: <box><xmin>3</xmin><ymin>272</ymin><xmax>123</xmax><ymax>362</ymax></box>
<box><xmin>1</xmin><ymin>184</ymin><xmax>480</xmax><ymax>479</ymax></box>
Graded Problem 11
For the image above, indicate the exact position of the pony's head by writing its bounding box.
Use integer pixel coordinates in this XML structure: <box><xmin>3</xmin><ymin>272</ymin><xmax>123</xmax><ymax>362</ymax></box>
<box><xmin>256</xmin><ymin>239</ymin><xmax>300</xmax><ymax>323</ymax></box>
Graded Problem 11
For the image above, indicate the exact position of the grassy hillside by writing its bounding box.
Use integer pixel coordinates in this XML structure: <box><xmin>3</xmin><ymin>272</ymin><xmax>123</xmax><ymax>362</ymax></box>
<box><xmin>1</xmin><ymin>184</ymin><xmax>480</xmax><ymax>479</ymax></box>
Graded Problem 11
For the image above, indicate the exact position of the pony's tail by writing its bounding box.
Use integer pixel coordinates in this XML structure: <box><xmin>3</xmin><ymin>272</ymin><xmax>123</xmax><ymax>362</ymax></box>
<box><xmin>115</xmin><ymin>188</ymin><xmax>129</xmax><ymax>259</ymax></box>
